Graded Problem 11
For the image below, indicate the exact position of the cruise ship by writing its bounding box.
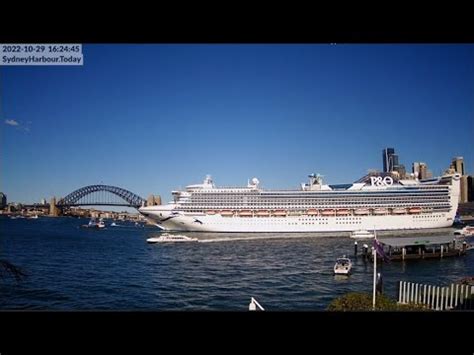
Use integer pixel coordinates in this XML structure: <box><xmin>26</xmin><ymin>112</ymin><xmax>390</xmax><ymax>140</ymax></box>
<box><xmin>138</xmin><ymin>172</ymin><xmax>461</xmax><ymax>233</ymax></box>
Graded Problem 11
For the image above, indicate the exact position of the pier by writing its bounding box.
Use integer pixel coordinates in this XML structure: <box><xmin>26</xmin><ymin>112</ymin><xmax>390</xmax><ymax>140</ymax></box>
<box><xmin>358</xmin><ymin>235</ymin><xmax>470</xmax><ymax>261</ymax></box>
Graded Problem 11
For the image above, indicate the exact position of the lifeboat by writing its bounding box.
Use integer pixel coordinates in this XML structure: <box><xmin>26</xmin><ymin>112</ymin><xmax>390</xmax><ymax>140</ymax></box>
<box><xmin>336</xmin><ymin>209</ymin><xmax>351</xmax><ymax>216</ymax></box>
<box><xmin>373</xmin><ymin>208</ymin><xmax>389</xmax><ymax>215</ymax></box>
<box><xmin>307</xmin><ymin>208</ymin><xmax>319</xmax><ymax>216</ymax></box>
<box><xmin>206</xmin><ymin>210</ymin><xmax>217</xmax><ymax>215</ymax></box>
<box><xmin>220</xmin><ymin>210</ymin><xmax>234</xmax><ymax>217</ymax></box>
<box><xmin>255</xmin><ymin>210</ymin><xmax>270</xmax><ymax>217</ymax></box>
<box><xmin>392</xmin><ymin>208</ymin><xmax>407</xmax><ymax>214</ymax></box>
<box><xmin>408</xmin><ymin>207</ymin><xmax>422</xmax><ymax>214</ymax></box>
<box><xmin>321</xmin><ymin>209</ymin><xmax>336</xmax><ymax>216</ymax></box>
<box><xmin>239</xmin><ymin>210</ymin><xmax>253</xmax><ymax>217</ymax></box>
<box><xmin>354</xmin><ymin>208</ymin><xmax>370</xmax><ymax>215</ymax></box>
<box><xmin>272</xmin><ymin>210</ymin><xmax>287</xmax><ymax>217</ymax></box>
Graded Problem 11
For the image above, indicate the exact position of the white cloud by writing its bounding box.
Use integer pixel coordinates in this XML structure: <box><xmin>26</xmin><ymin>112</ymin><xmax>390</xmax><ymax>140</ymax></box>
<box><xmin>5</xmin><ymin>119</ymin><xmax>19</xmax><ymax>126</ymax></box>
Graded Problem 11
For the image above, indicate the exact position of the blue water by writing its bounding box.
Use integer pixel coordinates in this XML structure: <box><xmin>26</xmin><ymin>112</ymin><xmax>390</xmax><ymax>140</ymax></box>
<box><xmin>1</xmin><ymin>216</ymin><xmax>473</xmax><ymax>310</ymax></box>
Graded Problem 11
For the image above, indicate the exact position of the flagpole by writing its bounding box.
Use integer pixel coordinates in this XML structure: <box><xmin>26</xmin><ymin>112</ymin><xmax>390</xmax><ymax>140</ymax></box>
<box><xmin>372</xmin><ymin>228</ymin><xmax>377</xmax><ymax>310</ymax></box>
<box><xmin>372</xmin><ymin>245</ymin><xmax>376</xmax><ymax>310</ymax></box>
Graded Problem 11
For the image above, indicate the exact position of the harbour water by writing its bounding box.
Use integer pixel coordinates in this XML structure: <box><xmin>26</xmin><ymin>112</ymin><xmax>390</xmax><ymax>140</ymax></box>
<box><xmin>1</xmin><ymin>216</ymin><xmax>473</xmax><ymax>311</ymax></box>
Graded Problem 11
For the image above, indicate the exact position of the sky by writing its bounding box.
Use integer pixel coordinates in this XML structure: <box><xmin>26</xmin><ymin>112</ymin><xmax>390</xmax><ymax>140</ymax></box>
<box><xmin>1</xmin><ymin>44</ymin><xmax>473</xmax><ymax>205</ymax></box>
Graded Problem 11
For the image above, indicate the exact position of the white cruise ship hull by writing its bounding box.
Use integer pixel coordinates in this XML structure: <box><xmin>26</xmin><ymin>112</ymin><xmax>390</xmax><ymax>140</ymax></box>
<box><xmin>140</xmin><ymin>207</ymin><xmax>455</xmax><ymax>233</ymax></box>
<box><xmin>139</xmin><ymin>173</ymin><xmax>460</xmax><ymax>233</ymax></box>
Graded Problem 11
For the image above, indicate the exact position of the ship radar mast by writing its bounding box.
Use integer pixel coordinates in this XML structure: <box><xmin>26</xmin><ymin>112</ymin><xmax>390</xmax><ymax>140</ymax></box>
<box><xmin>309</xmin><ymin>173</ymin><xmax>324</xmax><ymax>185</ymax></box>
<box><xmin>248</xmin><ymin>177</ymin><xmax>260</xmax><ymax>189</ymax></box>
<box><xmin>302</xmin><ymin>173</ymin><xmax>324</xmax><ymax>190</ymax></box>
<box><xmin>203</xmin><ymin>175</ymin><xmax>214</xmax><ymax>187</ymax></box>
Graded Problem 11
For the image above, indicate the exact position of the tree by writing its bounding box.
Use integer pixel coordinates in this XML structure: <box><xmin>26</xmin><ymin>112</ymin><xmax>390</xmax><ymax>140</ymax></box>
<box><xmin>327</xmin><ymin>292</ymin><xmax>429</xmax><ymax>311</ymax></box>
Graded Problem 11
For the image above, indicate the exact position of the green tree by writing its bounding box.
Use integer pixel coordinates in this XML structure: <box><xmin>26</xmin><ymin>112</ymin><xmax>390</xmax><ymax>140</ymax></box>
<box><xmin>327</xmin><ymin>292</ymin><xmax>429</xmax><ymax>311</ymax></box>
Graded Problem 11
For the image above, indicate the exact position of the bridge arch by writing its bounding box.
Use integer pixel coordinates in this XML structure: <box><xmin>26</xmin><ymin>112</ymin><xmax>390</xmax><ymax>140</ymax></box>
<box><xmin>57</xmin><ymin>185</ymin><xmax>146</xmax><ymax>208</ymax></box>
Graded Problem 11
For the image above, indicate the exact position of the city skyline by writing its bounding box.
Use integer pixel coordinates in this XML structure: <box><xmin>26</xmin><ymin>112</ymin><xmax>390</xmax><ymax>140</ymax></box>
<box><xmin>1</xmin><ymin>44</ymin><xmax>473</xmax><ymax>204</ymax></box>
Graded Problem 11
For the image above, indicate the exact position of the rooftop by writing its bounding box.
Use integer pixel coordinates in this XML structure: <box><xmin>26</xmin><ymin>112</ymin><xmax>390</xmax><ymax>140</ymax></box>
<box><xmin>378</xmin><ymin>235</ymin><xmax>455</xmax><ymax>247</ymax></box>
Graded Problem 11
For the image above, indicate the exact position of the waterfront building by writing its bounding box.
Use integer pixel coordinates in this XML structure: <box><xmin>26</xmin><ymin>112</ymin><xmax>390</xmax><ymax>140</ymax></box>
<box><xmin>147</xmin><ymin>195</ymin><xmax>155</xmax><ymax>206</ymax></box>
<box><xmin>393</xmin><ymin>164</ymin><xmax>406</xmax><ymax>179</ymax></box>
<box><xmin>450</xmin><ymin>157</ymin><xmax>468</xmax><ymax>203</ymax></box>
<box><xmin>413</xmin><ymin>162</ymin><xmax>432</xmax><ymax>180</ymax></box>
<box><xmin>0</xmin><ymin>192</ymin><xmax>6</xmax><ymax>209</ymax></box>
<box><xmin>451</xmin><ymin>157</ymin><xmax>465</xmax><ymax>175</ymax></box>
<box><xmin>468</xmin><ymin>176</ymin><xmax>474</xmax><ymax>202</ymax></box>
<box><xmin>460</xmin><ymin>175</ymin><xmax>469</xmax><ymax>203</ymax></box>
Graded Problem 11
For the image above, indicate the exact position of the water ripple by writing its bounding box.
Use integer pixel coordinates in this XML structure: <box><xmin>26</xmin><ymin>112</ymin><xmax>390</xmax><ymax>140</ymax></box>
<box><xmin>1</xmin><ymin>216</ymin><xmax>473</xmax><ymax>310</ymax></box>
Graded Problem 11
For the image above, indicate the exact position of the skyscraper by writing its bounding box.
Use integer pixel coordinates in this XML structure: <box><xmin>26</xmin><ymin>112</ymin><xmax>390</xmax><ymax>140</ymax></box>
<box><xmin>450</xmin><ymin>156</ymin><xmax>468</xmax><ymax>203</ymax></box>
<box><xmin>451</xmin><ymin>157</ymin><xmax>465</xmax><ymax>175</ymax></box>
<box><xmin>0</xmin><ymin>192</ymin><xmax>6</xmax><ymax>209</ymax></box>
<box><xmin>382</xmin><ymin>148</ymin><xmax>395</xmax><ymax>173</ymax></box>
<box><xmin>413</xmin><ymin>162</ymin><xmax>432</xmax><ymax>180</ymax></box>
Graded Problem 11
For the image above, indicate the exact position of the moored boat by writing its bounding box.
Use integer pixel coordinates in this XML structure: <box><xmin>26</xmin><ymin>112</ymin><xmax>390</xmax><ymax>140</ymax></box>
<box><xmin>334</xmin><ymin>256</ymin><xmax>352</xmax><ymax>275</ymax></box>
<box><xmin>454</xmin><ymin>226</ymin><xmax>474</xmax><ymax>237</ymax></box>
<box><xmin>350</xmin><ymin>230</ymin><xmax>375</xmax><ymax>239</ymax></box>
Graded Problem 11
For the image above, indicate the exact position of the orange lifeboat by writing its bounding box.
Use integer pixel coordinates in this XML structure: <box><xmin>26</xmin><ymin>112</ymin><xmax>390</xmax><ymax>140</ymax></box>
<box><xmin>239</xmin><ymin>210</ymin><xmax>253</xmax><ymax>217</ymax></box>
<box><xmin>307</xmin><ymin>208</ymin><xmax>319</xmax><ymax>216</ymax></box>
<box><xmin>206</xmin><ymin>210</ymin><xmax>217</xmax><ymax>215</ymax></box>
<box><xmin>321</xmin><ymin>209</ymin><xmax>336</xmax><ymax>216</ymax></box>
<box><xmin>354</xmin><ymin>208</ymin><xmax>370</xmax><ymax>215</ymax></box>
<box><xmin>255</xmin><ymin>210</ymin><xmax>270</xmax><ymax>217</ymax></box>
<box><xmin>408</xmin><ymin>207</ymin><xmax>422</xmax><ymax>214</ymax></box>
<box><xmin>220</xmin><ymin>210</ymin><xmax>234</xmax><ymax>217</ymax></box>
<box><xmin>373</xmin><ymin>208</ymin><xmax>389</xmax><ymax>215</ymax></box>
<box><xmin>336</xmin><ymin>209</ymin><xmax>351</xmax><ymax>216</ymax></box>
<box><xmin>392</xmin><ymin>208</ymin><xmax>407</xmax><ymax>214</ymax></box>
<box><xmin>272</xmin><ymin>210</ymin><xmax>287</xmax><ymax>217</ymax></box>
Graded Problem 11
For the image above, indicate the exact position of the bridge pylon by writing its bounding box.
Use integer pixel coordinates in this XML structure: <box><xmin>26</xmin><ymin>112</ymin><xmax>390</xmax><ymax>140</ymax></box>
<box><xmin>49</xmin><ymin>197</ymin><xmax>59</xmax><ymax>216</ymax></box>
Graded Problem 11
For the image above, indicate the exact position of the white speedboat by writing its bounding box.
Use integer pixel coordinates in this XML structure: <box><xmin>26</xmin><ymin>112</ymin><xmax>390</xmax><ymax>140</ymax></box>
<box><xmin>350</xmin><ymin>230</ymin><xmax>375</xmax><ymax>239</ymax></box>
<box><xmin>110</xmin><ymin>222</ymin><xmax>118</xmax><ymax>227</ymax></box>
<box><xmin>334</xmin><ymin>256</ymin><xmax>352</xmax><ymax>275</ymax></box>
<box><xmin>454</xmin><ymin>226</ymin><xmax>474</xmax><ymax>237</ymax></box>
<box><xmin>147</xmin><ymin>233</ymin><xmax>198</xmax><ymax>243</ymax></box>
<box><xmin>81</xmin><ymin>218</ymin><xmax>106</xmax><ymax>229</ymax></box>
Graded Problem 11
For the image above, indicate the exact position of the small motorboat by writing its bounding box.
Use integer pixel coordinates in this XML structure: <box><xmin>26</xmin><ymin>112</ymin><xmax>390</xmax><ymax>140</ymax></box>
<box><xmin>350</xmin><ymin>230</ymin><xmax>375</xmax><ymax>239</ymax></box>
<box><xmin>334</xmin><ymin>256</ymin><xmax>352</xmax><ymax>275</ymax></box>
<box><xmin>454</xmin><ymin>226</ymin><xmax>474</xmax><ymax>237</ymax></box>
<box><xmin>81</xmin><ymin>218</ymin><xmax>106</xmax><ymax>229</ymax></box>
<box><xmin>147</xmin><ymin>233</ymin><xmax>198</xmax><ymax>243</ymax></box>
<box><xmin>110</xmin><ymin>222</ymin><xmax>118</xmax><ymax>227</ymax></box>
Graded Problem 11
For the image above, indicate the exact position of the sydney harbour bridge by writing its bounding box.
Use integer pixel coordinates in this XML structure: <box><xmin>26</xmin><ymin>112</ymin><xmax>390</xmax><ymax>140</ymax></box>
<box><xmin>19</xmin><ymin>185</ymin><xmax>160</xmax><ymax>216</ymax></box>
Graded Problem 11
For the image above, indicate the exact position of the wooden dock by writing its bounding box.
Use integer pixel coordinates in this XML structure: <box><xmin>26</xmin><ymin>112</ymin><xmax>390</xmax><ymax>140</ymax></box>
<box><xmin>365</xmin><ymin>235</ymin><xmax>470</xmax><ymax>262</ymax></box>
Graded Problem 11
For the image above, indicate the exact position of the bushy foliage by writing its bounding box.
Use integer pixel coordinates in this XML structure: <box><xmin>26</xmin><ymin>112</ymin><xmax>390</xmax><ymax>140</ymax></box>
<box><xmin>327</xmin><ymin>292</ymin><xmax>429</xmax><ymax>311</ymax></box>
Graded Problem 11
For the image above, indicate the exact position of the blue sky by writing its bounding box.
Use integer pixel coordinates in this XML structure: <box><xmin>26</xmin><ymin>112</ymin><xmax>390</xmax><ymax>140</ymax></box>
<box><xmin>1</xmin><ymin>44</ymin><xmax>473</xmax><ymax>204</ymax></box>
